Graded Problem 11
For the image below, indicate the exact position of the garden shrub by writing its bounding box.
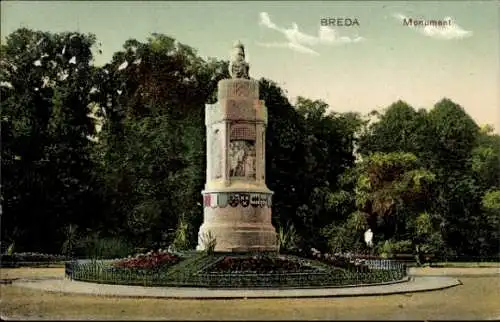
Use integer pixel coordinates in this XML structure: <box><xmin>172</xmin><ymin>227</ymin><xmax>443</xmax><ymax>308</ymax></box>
<box><xmin>75</xmin><ymin>234</ymin><xmax>134</xmax><ymax>259</ymax></box>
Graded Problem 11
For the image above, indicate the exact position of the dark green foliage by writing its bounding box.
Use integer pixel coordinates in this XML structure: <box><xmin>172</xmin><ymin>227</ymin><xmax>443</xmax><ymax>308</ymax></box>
<box><xmin>0</xmin><ymin>252</ymin><xmax>67</xmax><ymax>268</ymax></box>
<box><xmin>259</xmin><ymin>79</ymin><xmax>306</xmax><ymax>230</ymax></box>
<box><xmin>262</xmin><ymin>93</ymin><xmax>362</xmax><ymax>250</ymax></box>
<box><xmin>358</xmin><ymin>101</ymin><xmax>429</xmax><ymax>157</ymax></box>
<box><xmin>1</xmin><ymin>29</ymin><xmax>101</xmax><ymax>253</ymax></box>
<box><xmin>356</xmin><ymin>100</ymin><xmax>498</xmax><ymax>258</ymax></box>
<box><xmin>74</xmin><ymin>234</ymin><xmax>134</xmax><ymax>259</ymax></box>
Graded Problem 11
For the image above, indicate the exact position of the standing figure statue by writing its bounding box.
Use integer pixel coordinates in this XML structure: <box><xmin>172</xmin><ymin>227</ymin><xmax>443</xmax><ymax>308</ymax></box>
<box><xmin>244</xmin><ymin>144</ymin><xmax>256</xmax><ymax>179</ymax></box>
<box><xmin>229</xmin><ymin>141</ymin><xmax>246</xmax><ymax>177</ymax></box>
<box><xmin>229</xmin><ymin>140</ymin><xmax>257</xmax><ymax>178</ymax></box>
<box><xmin>229</xmin><ymin>41</ymin><xmax>250</xmax><ymax>79</ymax></box>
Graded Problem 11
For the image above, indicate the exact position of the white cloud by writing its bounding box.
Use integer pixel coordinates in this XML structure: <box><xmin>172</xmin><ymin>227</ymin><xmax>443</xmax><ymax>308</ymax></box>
<box><xmin>257</xmin><ymin>12</ymin><xmax>364</xmax><ymax>56</ymax></box>
<box><xmin>259</xmin><ymin>12</ymin><xmax>278</xmax><ymax>30</ymax></box>
<box><xmin>256</xmin><ymin>41</ymin><xmax>320</xmax><ymax>56</ymax></box>
<box><xmin>318</xmin><ymin>26</ymin><xmax>365</xmax><ymax>44</ymax></box>
<box><xmin>393</xmin><ymin>13</ymin><xmax>473</xmax><ymax>40</ymax></box>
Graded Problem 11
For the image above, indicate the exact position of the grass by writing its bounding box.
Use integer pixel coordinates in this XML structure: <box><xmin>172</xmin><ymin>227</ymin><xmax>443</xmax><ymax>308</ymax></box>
<box><xmin>409</xmin><ymin>266</ymin><xmax>499</xmax><ymax>277</ymax></box>
<box><xmin>430</xmin><ymin>261</ymin><xmax>500</xmax><ymax>268</ymax></box>
<box><xmin>1</xmin><ymin>268</ymin><xmax>499</xmax><ymax>320</ymax></box>
<box><xmin>0</xmin><ymin>268</ymin><xmax>63</xmax><ymax>280</ymax></box>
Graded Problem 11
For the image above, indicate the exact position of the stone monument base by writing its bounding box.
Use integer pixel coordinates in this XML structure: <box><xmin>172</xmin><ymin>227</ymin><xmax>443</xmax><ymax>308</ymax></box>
<box><xmin>197</xmin><ymin>223</ymin><xmax>277</xmax><ymax>252</ymax></box>
<box><xmin>197</xmin><ymin>190</ymin><xmax>277</xmax><ymax>252</ymax></box>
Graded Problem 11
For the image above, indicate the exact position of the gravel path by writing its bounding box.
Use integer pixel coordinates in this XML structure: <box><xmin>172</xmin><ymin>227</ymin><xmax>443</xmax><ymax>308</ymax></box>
<box><xmin>11</xmin><ymin>275</ymin><xmax>460</xmax><ymax>299</ymax></box>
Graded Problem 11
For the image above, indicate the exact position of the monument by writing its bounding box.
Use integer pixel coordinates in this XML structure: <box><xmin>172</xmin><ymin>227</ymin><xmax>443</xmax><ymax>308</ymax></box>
<box><xmin>64</xmin><ymin>42</ymin><xmax>410</xmax><ymax>293</ymax></box>
<box><xmin>196</xmin><ymin>41</ymin><xmax>277</xmax><ymax>252</ymax></box>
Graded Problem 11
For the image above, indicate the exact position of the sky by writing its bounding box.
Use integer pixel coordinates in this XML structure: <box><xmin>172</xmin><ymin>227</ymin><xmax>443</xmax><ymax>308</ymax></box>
<box><xmin>2</xmin><ymin>1</ymin><xmax>499</xmax><ymax>132</ymax></box>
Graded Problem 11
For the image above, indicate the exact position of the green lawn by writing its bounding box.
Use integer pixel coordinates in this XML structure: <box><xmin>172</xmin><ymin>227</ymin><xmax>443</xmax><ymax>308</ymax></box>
<box><xmin>430</xmin><ymin>262</ymin><xmax>500</xmax><ymax>268</ymax></box>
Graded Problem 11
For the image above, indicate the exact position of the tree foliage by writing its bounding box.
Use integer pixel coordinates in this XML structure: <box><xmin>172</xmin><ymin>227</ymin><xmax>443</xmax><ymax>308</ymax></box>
<box><xmin>1</xmin><ymin>29</ymin><xmax>100</xmax><ymax>252</ymax></box>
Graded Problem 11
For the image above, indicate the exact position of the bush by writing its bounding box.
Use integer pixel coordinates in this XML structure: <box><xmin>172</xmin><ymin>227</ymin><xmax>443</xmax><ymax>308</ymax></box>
<box><xmin>277</xmin><ymin>223</ymin><xmax>299</xmax><ymax>253</ymax></box>
<box><xmin>61</xmin><ymin>224</ymin><xmax>79</xmax><ymax>257</ymax></box>
<box><xmin>75</xmin><ymin>235</ymin><xmax>134</xmax><ymax>259</ymax></box>
<box><xmin>378</xmin><ymin>240</ymin><xmax>412</xmax><ymax>258</ymax></box>
<box><xmin>172</xmin><ymin>218</ymin><xmax>191</xmax><ymax>251</ymax></box>
<box><xmin>321</xmin><ymin>223</ymin><xmax>365</xmax><ymax>255</ymax></box>
<box><xmin>284</xmin><ymin>248</ymin><xmax>371</xmax><ymax>272</ymax></box>
<box><xmin>0</xmin><ymin>252</ymin><xmax>68</xmax><ymax>267</ymax></box>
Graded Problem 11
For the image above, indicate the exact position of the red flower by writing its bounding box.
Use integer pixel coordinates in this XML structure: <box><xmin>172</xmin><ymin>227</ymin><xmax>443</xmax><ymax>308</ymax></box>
<box><xmin>112</xmin><ymin>252</ymin><xmax>179</xmax><ymax>269</ymax></box>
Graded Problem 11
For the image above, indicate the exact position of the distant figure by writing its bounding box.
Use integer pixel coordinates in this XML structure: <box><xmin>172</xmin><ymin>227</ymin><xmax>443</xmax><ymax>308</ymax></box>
<box><xmin>364</xmin><ymin>229</ymin><xmax>373</xmax><ymax>248</ymax></box>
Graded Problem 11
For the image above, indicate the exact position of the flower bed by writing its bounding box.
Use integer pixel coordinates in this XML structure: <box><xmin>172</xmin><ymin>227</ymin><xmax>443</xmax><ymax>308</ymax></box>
<box><xmin>113</xmin><ymin>251</ymin><xmax>180</xmax><ymax>270</ymax></box>
<box><xmin>65</xmin><ymin>251</ymin><xmax>408</xmax><ymax>288</ymax></box>
<box><xmin>285</xmin><ymin>248</ymin><xmax>372</xmax><ymax>272</ymax></box>
<box><xmin>206</xmin><ymin>255</ymin><xmax>316</xmax><ymax>274</ymax></box>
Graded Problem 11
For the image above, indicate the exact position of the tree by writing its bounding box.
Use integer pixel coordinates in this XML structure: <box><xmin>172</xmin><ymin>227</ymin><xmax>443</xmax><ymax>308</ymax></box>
<box><xmin>426</xmin><ymin>98</ymin><xmax>480</xmax><ymax>172</ymax></box>
<box><xmin>425</xmin><ymin>99</ymin><xmax>484</xmax><ymax>256</ymax></box>
<box><xmin>259</xmin><ymin>80</ymin><xmax>306</xmax><ymax>231</ymax></box>
<box><xmin>356</xmin><ymin>98</ymin><xmax>499</xmax><ymax>257</ymax></box>
<box><xmin>358</xmin><ymin>101</ymin><xmax>429</xmax><ymax>158</ymax></box>
<box><xmin>477</xmin><ymin>190</ymin><xmax>500</xmax><ymax>255</ymax></box>
<box><xmin>91</xmin><ymin>34</ymin><xmax>229</xmax><ymax>248</ymax></box>
<box><xmin>471</xmin><ymin>125</ymin><xmax>500</xmax><ymax>189</ymax></box>
<box><xmin>291</xmin><ymin>97</ymin><xmax>362</xmax><ymax>249</ymax></box>
<box><xmin>322</xmin><ymin>152</ymin><xmax>437</xmax><ymax>256</ymax></box>
<box><xmin>1</xmin><ymin>29</ymin><xmax>99</xmax><ymax>252</ymax></box>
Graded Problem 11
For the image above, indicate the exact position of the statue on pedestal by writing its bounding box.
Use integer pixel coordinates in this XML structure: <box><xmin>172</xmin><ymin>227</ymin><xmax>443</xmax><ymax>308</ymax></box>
<box><xmin>229</xmin><ymin>41</ymin><xmax>250</xmax><ymax>79</ymax></box>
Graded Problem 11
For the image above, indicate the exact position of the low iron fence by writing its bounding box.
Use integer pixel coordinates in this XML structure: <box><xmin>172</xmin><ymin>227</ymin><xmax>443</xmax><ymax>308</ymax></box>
<box><xmin>64</xmin><ymin>257</ymin><xmax>408</xmax><ymax>288</ymax></box>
